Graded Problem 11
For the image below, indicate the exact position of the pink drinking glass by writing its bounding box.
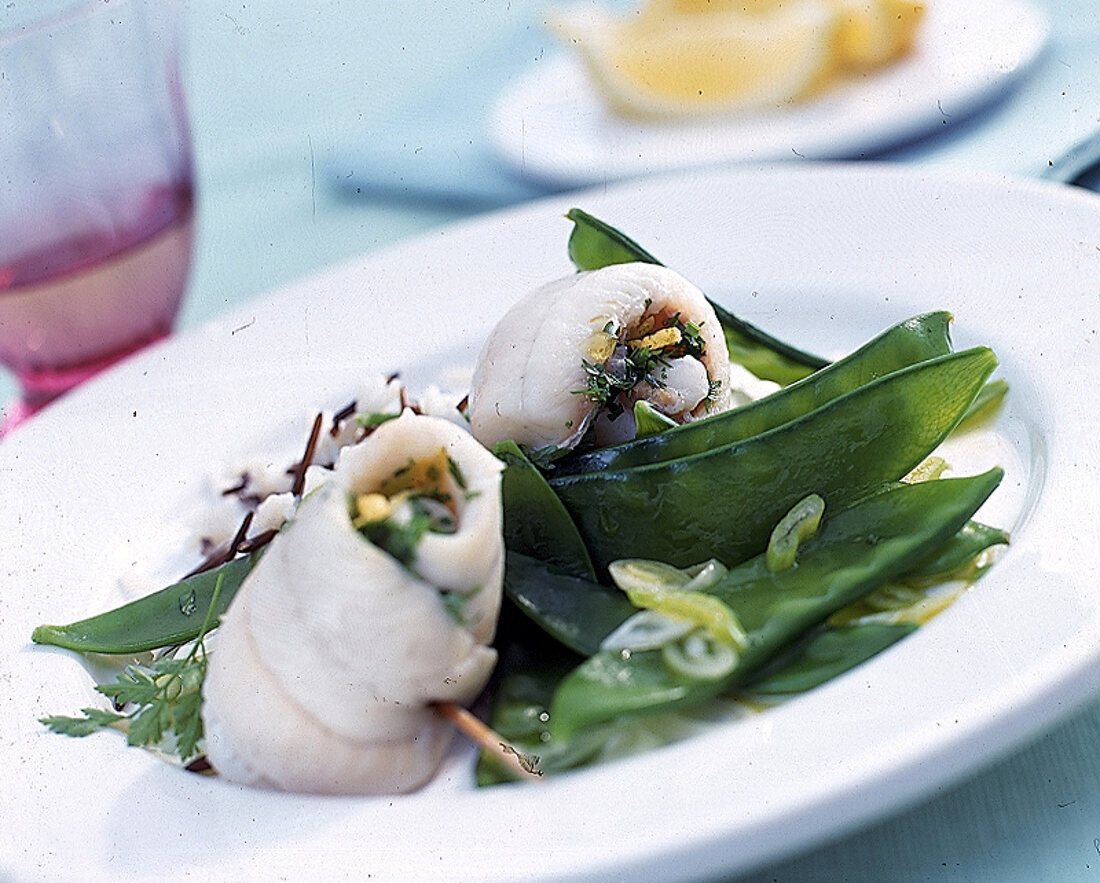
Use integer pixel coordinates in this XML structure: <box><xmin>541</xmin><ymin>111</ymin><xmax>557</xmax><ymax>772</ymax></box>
<box><xmin>0</xmin><ymin>0</ymin><xmax>193</xmax><ymax>431</ymax></box>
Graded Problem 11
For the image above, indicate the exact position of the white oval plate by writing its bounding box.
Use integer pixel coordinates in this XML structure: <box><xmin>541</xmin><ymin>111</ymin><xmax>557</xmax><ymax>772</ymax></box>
<box><xmin>3</xmin><ymin>164</ymin><xmax>1100</xmax><ymax>882</ymax></box>
<box><xmin>488</xmin><ymin>0</ymin><xmax>1049</xmax><ymax>188</ymax></box>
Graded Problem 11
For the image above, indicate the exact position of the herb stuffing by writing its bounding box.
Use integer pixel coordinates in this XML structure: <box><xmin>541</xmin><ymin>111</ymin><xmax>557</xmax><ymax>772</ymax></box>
<box><xmin>576</xmin><ymin>310</ymin><xmax>719</xmax><ymax>421</ymax></box>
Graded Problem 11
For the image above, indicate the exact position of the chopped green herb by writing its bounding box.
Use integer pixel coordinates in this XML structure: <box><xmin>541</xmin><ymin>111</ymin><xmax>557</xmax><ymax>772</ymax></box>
<box><xmin>576</xmin><ymin>359</ymin><xmax>637</xmax><ymax>416</ymax></box>
<box><xmin>439</xmin><ymin>585</ymin><xmax>482</xmax><ymax>624</ymax></box>
<box><xmin>446</xmin><ymin>454</ymin><xmax>468</xmax><ymax>491</ymax></box>
<box><xmin>356</xmin><ymin>496</ymin><xmax>458</xmax><ymax>565</ymax></box>
<box><xmin>356</xmin><ymin>411</ymin><xmax>400</xmax><ymax>429</ymax></box>
<box><xmin>359</xmin><ymin>510</ymin><xmax>432</xmax><ymax>565</ymax></box>
<box><xmin>573</xmin><ymin>309</ymin><xmax>712</xmax><ymax>421</ymax></box>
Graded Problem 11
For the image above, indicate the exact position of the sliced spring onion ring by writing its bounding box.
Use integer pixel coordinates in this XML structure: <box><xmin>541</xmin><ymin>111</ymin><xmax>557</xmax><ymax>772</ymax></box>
<box><xmin>903</xmin><ymin>455</ymin><xmax>950</xmax><ymax>484</ymax></box>
<box><xmin>608</xmin><ymin>556</ymin><xmax>728</xmax><ymax>595</ymax></box>
<box><xmin>600</xmin><ymin>610</ymin><xmax>694</xmax><ymax>652</ymax></box>
<box><xmin>662</xmin><ymin>630</ymin><xmax>739</xmax><ymax>681</ymax></box>
<box><xmin>766</xmin><ymin>493</ymin><xmax>825</xmax><ymax>572</ymax></box>
<box><xmin>609</xmin><ymin>558</ymin><xmax>691</xmax><ymax>592</ymax></box>
<box><xmin>683</xmin><ymin>558</ymin><xmax>729</xmax><ymax>592</ymax></box>
<box><xmin>608</xmin><ymin>558</ymin><xmax>746</xmax><ymax>649</ymax></box>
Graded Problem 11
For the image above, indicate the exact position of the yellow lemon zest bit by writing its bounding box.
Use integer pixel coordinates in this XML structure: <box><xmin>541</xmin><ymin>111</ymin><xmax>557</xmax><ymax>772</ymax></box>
<box><xmin>352</xmin><ymin>492</ymin><xmax>392</xmax><ymax>528</ymax></box>
<box><xmin>628</xmin><ymin>326</ymin><xmax>682</xmax><ymax>352</ymax></box>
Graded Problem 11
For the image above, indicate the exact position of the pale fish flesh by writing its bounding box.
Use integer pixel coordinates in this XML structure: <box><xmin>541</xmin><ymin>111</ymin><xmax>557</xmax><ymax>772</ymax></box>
<box><xmin>202</xmin><ymin>411</ymin><xmax>505</xmax><ymax>794</ymax></box>
<box><xmin>468</xmin><ymin>262</ymin><xmax>731</xmax><ymax>451</ymax></box>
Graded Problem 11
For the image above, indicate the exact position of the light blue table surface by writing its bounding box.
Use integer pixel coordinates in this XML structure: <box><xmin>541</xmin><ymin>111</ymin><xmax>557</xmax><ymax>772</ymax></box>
<box><xmin>8</xmin><ymin>0</ymin><xmax>1100</xmax><ymax>879</ymax></box>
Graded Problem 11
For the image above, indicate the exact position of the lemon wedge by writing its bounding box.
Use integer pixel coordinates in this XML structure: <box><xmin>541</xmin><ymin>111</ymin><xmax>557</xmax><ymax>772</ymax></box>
<box><xmin>550</xmin><ymin>0</ymin><xmax>925</xmax><ymax>120</ymax></box>
<box><xmin>550</xmin><ymin>0</ymin><xmax>839</xmax><ymax>118</ymax></box>
<box><xmin>828</xmin><ymin>0</ymin><xmax>925</xmax><ymax>69</ymax></box>
<box><xmin>648</xmin><ymin>0</ymin><xmax>791</xmax><ymax>13</ymax></box>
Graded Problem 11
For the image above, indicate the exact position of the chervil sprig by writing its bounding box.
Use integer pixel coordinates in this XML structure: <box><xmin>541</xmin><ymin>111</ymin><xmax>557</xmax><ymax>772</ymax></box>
<box><xmin>39</xmin><ymin>574</ymin><xmax>224</xmax><ymax>763</ymax></box>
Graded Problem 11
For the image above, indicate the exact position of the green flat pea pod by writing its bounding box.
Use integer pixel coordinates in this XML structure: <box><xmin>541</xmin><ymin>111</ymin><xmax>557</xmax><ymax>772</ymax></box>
<box><xmin>495</xmin><ymin>440</ymin><xmax>595</xmax><ymax>580</ymax></box>
<box><xmin>565</xmin><ymin>206</ymin><xmax>663</xmax><ymax>269</ymax></box>
<box><xmin>476</xmin><ymin>661</ymin><xmax>714</xmax><ymax>785</ymax></box>
<box><xmin>477</xmin><ymin>621</ymin><xmax>915</xmax><ymax>783</ymax></box>
<box><xmin>564</xmin><ymin>208</ymin><xmax>827</xmax><ymax>384</ymax></box>
<box><xmin>900</xmin><ymin>520</ymin><xmax>1009</xmax><ymax>586</ymax></box>
<box><xmin>550</xmin><ymin>346</ymin><xmax>998</xmax><ymax>572</ymax></box>
<box><xmin>500</xmin><ymin>517</ymin><xmax>1002</xmax><ymax>665</ymax></box>
<box><xmin>31</xmin><ymin>555</ymin><xmax>255</xmax><ymax>655</ymax></box>
<box><xmin>477</xmin><ymin>610</ymin><xmax>726</xmax><ymax>785</ymax></box>
<box><xmin>957</xmin><ymin>378</ymin><xmax>1009</xmax><ymax>431</ymax></box>
<box><xmin>504</xmin><ymin>551</ymin><xmax>637</xmax><ymax>657</ymax></box>
<box><xmin>560</xmin><ymin>311</ymin><xmax>956</xmax><ymax>476</ymax></box>
<box><xmin>548</xmin><ymin>467</ymin><xmax>1003</xmax><ymax>737</ymax></box>
<box><xmin>474</xmin><ymin>664</ymin><xmax>621</xmax><ymax>785</ymax></box>
<box><xmin>633</xmin><ymin>400</ymin><xmax>677</xmax><ymax>439</ymax></box>
<box><xmin>742</xmin><ymin>622</ymin><xmax>917</xmax><ymax>696</ymax></box>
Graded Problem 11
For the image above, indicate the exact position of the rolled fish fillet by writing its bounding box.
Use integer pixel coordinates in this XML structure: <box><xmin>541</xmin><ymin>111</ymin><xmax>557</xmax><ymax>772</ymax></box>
<box><xmin>468</xmin><ymin>262</ymin><xmax>731</xmax><ymax>450</ymax></box>
<box><xmin>202</xmin><ymin>411</ymin><xmax>505</xmax><ymax>795</ymax></box>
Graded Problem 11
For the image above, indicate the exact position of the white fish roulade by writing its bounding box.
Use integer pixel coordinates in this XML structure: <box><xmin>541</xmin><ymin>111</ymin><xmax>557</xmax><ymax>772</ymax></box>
<box><xmin>468</xmin><ymin>262</ymin><xmax>731</xmax><ymax>451</ymax></box>
<box><xmin>202</xmin><ymin>411</ymin><xmax>504</xmax><ymax>795</ymax></box>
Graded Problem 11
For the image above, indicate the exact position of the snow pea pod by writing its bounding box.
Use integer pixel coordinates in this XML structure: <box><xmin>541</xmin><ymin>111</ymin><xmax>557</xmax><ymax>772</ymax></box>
<box><xmin>550</xmin><ymin>346</ymin><xmax>997</xmax><ymax>572</ymax></box>
<box><xmin>477</xmin><ymin>622</ymin><xmax>917</xmax><ymax>782</ymax></box>
<box><xmin>565</xmin><ymin>207</ymin><xmax>663</xmax><ymax>269</ymax></box>
<box><xmin>504</xmin><ymin>552</ymin><xmax>634</xmax><ymax>656</ymax></box>
<box><xmin>901</xmin><ymin>520</ymin><xmax>1008</xmax><ymax>584</ymax></box>
<box><xmin>742</xmin><ymin>623</ymin><xmax>917</xmax><ymax>695</ymax></box>
<box><xmin>560</xmin><ymin>311</ymin><xmax>956</xmax><ymax>476</ymax></box>
<box><xmin>476</xmin><ymin>651</ymin><xmax>704</xmax><ymax>785</ymax></box>
<box><xmin>502</xmin><ymin>516</ymin><xmax>1003</xmax><ymax>663</ymax></box>
<box><xmin>479</xmin><ymin>622</ymin><xmax>918</xmax><ymax>783</ymax></box>
<box><xmin>958</xmin><ymin>378</ymin><xmax>1008</xmax><ymax>430</ymax></box>
<box><xmin>495</xmin><ymin>440</ymin><xmax>595</xmax><ymax>580</ymax></box>
<box><xmin>31</xmin><ymin>555</ymin><xmax>255</xmax><ymax>655</ymax></box>
<box><xmin>565</xmin><ymin>208</ymin><xmax>828</xmax><ymax>384</ymax></box>
<box><xmin>474</xmin><ymin>652</ymin><xmax>621</xmax><ymax>785</ymax></box>
<box><xmin>549</xmin><ymin>467</ymin><xmax>1003</xmax><ymax>737</ymax></box>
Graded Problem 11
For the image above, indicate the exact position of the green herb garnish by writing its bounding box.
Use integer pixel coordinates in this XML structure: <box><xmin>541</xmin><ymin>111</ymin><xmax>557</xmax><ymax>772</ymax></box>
<box><xmin>40</xmin><ymin>573</ymin><xmax>226</xmax><ymax>763</ymax></box>
<box><xmin>359</xmin><ymin>507</ymin><xmax>434</xmax><ymax>565</ymax></box>
<box><xmin>356</xmin><ymin>411</ymin><xmax>400</xmax><ymax>429</ymax></box>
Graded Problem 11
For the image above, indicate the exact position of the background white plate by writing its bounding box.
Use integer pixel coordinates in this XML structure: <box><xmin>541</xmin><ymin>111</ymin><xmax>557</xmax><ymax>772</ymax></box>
<box><xmin>3</xmin><ymin>164</ymin><xmax>1100</xmax><ymax>882</ymax></box>
<box><xmin>488</xmin><ymin>0</ymin><xmax>1049</xmax><ymax>188</ymax></box>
